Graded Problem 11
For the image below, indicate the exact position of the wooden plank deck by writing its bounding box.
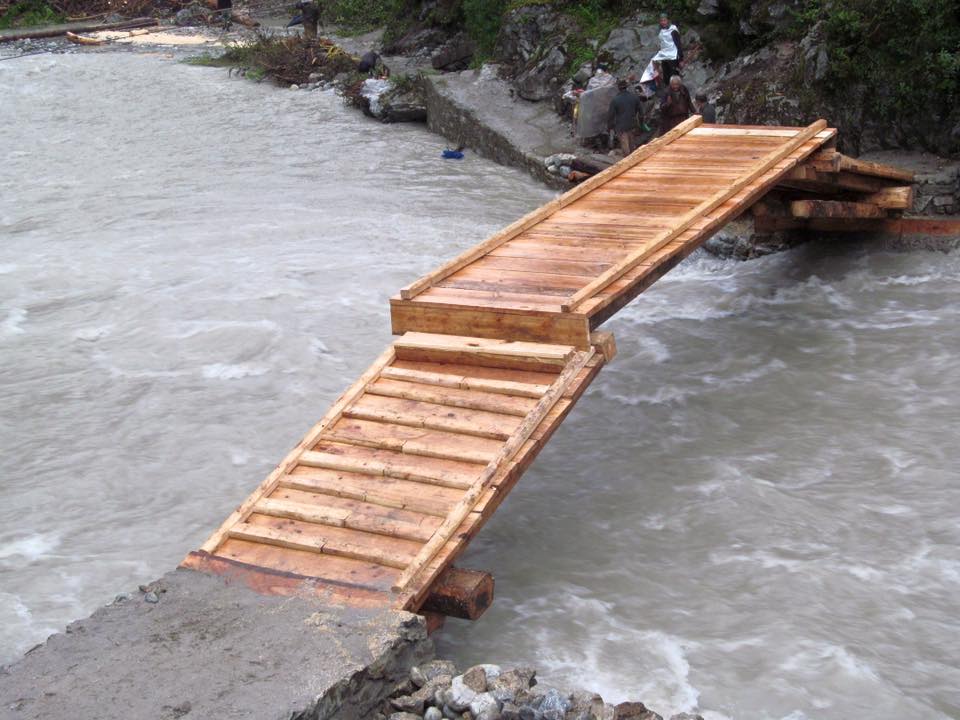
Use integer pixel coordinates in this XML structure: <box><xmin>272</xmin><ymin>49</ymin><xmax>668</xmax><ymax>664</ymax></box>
<box><xmin>185</xmin><ymin>332</ymin><xmax>611</xmax><ymax>611</ymax></box>
<box><xmin>186</xmin><ymin>121</ymin><xmax>915</xmax><ymax>617</ymax></box>
<box><xmin>391</xmin><ymin>119</ymin><xmax>845</xmax><ymax>348</ymax></box>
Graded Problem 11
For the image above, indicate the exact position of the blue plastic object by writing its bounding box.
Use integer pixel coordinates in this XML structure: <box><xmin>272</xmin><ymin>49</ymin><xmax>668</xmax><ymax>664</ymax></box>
<box><xmin>442</xmin><ymin>150</ymin><xmax>465</xmax><ymax>160</ymax></box>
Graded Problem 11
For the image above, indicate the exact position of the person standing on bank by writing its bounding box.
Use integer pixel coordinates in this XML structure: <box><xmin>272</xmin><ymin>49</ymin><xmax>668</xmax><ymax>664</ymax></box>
<box><xmin>607</xmin><ymin>78</ymin><xmax>643</xmax><ymax>156</ymax></box>
<box><xmin>695</xmin><ymin>92</ymin><xmax>716</xmax><ymax>122</ymax></box>
<box><xmin>659</xmin><ymin>75</ymin><xmax>695</xmax><ymax>134</ymax></box>
<box><xmin>652</xmin><ymin>12</ymin><xmax>683</xmax><ymax>89</ymax></box>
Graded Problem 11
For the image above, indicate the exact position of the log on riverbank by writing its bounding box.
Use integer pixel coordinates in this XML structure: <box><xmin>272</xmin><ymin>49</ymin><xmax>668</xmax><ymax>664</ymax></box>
<box><xmin>0</xmin><ymin>16</ymin><xmax>156</xmax><ymax>43</ymax></box>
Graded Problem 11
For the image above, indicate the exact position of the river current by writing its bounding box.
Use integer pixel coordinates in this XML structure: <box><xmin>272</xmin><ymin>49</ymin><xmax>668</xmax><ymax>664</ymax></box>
<box><xmin>1</xmin><ymin>52</ymin><xmax>958</xmax><ymax>720</ymax></box>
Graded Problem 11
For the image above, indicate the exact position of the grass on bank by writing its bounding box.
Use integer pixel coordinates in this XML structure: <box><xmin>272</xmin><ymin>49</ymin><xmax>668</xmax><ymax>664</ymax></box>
<box><xmin>0</xmin><ymin>0</ymin><xmax>63</xmax><ymax>29</ymax></box>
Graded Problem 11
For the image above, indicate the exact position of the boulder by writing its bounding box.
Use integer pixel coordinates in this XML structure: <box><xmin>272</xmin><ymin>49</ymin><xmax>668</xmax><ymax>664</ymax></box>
<box><xmin>599</xmin><ymin>20</ymin><xmax>659</xmax><ymax>78</ymax></box>
<box><xmin>470</xmin><ymin>691</ymin><xmax>502</xmax><ymax>720</ymax></box>
<box><xmin>538</xmin><ymin>688</ymin><xmax>572</xmax><ymax>720</ymax></box>
<box><xmin>462</xmin><ymin>666</ymin><xmax>488</xmax><ymax>693</ymax></box>
<box><xmin>432</xmin><ymin>32</ymin><xmax>476</xmax><ymax>71</ymax></box>
<box><xmin>576</xmin><ymin>82</ymin><xmax>617</xmax><ymax>140</ymax></box>
<box><xmin>489</xmin><ymin>667</ymin><xmax>537</xmax><ymax>704</ymax></box>
<box><xmin>613</xmin><ymin>702</ymin><xmax>662</xmax><ymax>720</ymax></box>
<box><xmin>446</xmin><ymin>675</ymin><xmax>479</xmax><ymax>712</ymax></box>
<box><xmin>515</xmin><ymin>46</ymin><xmax>567</xmax><ymax>101</ymax></box>
<box><xmin>496</xmin><ymin>5</ymin><xmax>577</xmax><ymax>66</ymax></box>
<box><xmin>669</xmin><ymin>714</ymin><xmax>705</xmax><ymax>720</ymax></box>
<box><xmin>174</xmin><ymin>4</ymin><xmax>207</xmax><ymax>26</ymax></box>
<box><xmin>412</xmin><ymin>660</ymin><xmax>459</xmax><ymax>688</ymax></box>
<box><xmin>566</xmin><ymin>691</ymin><xmax>605</xmax><ymax>720</ymax></box>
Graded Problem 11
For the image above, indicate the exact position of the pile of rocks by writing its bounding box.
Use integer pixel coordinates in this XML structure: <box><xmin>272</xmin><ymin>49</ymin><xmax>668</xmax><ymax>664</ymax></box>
<box><xmin>377</xmin><ymin>660</ymin><xmax>703</xmax><ymax>720</ymax></box>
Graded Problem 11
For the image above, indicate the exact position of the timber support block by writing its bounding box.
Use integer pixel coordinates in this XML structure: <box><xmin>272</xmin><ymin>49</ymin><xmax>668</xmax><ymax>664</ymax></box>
<box><xmin>419</xmin><ymin>566</ymin><xmax>494</xmax><ymax>620</ymax></box>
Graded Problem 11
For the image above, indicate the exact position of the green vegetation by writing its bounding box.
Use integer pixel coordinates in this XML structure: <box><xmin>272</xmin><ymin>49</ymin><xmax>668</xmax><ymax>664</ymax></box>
<box><xmin>320</xmin><ymin>0</ymin><xmax>406</xmax><ymax>34</ymax></box>
<box><xmin>185</xmin><ymin>33</ymin><xmax>358</xmax><ymax>86</ymax></box>
<box><xmin>0</xmin><ymin>0</ymin><xmax>63</xmax><ymax>29</ymax></box>
<box><xmin>807</xmin><ymin>0</ymin><xmax>959</xmax><ymax>131</ymax></box>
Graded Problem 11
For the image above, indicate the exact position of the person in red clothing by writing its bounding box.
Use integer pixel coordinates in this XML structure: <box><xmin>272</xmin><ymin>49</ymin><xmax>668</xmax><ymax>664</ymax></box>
<box><xmin>659</xmin><ymin>75</ymin><xmax>695</xmax><ymax>134</ymax></box>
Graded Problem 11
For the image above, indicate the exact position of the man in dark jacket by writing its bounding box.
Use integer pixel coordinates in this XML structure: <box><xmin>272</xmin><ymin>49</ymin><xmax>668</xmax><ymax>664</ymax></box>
<box><xmin>695</xmin><ymin>92</ymin><xmax>716</xmax><ymax>123</ymax></box>
<box><xmin>659</xmin><ymin>75</ymin><xmax>694</xmax><ymax>134</ymax></box>
<box><xmin>607</xmin><ymin>79</ymin><xmax>643</xmax><ymax>155</ymax></box>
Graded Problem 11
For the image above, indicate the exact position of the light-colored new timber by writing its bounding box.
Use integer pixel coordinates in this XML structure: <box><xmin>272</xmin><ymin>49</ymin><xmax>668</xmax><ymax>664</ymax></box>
<box><xmin>188</xmin><ymin>123</ymin><xmax>917</xmax><ymax>621</ymax></box>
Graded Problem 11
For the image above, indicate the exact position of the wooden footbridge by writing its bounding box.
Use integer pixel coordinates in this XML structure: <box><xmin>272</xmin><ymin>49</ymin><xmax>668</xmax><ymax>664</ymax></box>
<box><xmin>183</xmin><ymin>117</ymin><xmax>917</xmax><ymax>625</ymax></box>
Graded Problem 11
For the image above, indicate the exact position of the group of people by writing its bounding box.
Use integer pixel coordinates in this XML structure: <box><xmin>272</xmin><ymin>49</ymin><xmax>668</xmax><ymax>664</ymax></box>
<box><xmin>606</xmin><ymin>12</ymin><xmax>716</xmax><ymax>156</ymax></box>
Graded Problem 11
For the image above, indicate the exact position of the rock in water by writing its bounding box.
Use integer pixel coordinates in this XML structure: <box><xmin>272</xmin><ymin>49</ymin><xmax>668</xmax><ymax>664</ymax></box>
<box><xmin>567</xmin><ymin>690</ymin><xmax>605</xmax><ymax>720</ymax></box>
<box><xmin>424</xmin><ymin>708</ymin><xmax>443</xmax><ymax>720</ymax></box>
<box><xmin>144</xmin><ymin>592</ymin><xmax>159</xmax><ymax>604</ymax></box>
<box><xmin>446</xmin><ymin>675</ymin><xmax>479</xmax><ymax>712</ymax></box>
<box><xmin>538</xmin><ymin>688</ymin><xmax>572</xmax><ymax>720</ymax></box>
<box><xmin>670</xmin><ymin>714</ymin><xmax>705</xmax><ymax>720</ymax></box>
<box><xmin>613</xmin><ymin>702</ymin><xmax>663</xmax><ymax>720</ymax></box>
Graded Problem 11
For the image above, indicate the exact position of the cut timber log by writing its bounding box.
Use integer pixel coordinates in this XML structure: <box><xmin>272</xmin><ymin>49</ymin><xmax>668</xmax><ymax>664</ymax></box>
<box><xmin>807</xmin><ymin>150</ymin><xmax>915</xmax><ymax>182</ymax></box>
<box><xmin>790</xmin><ymin>200</ymin><xmax>887</xmax><ymax>219</ymax></box>
<box><xmin>420</xmin><ymin>566</ymin><xmax>494</xmax><ymax>620</ymax></box>
<box><xmin>865</xmin><ymin>186</ymin><xmax>914</xmax><ymax>210</ymax></box>
<box><xmin>65</xmin><ymin>31</ymin><xmax>103</xmax><ymax>44</ymax></box>
<box><xmin>779</xmin><ymin>165</ymin><xmax>895</xmax><ymax>194</ymax></box>
<box><xmin>0</xmin><ymin>17</ymin><xmax>156</xmax><ymax>42</ymax></box>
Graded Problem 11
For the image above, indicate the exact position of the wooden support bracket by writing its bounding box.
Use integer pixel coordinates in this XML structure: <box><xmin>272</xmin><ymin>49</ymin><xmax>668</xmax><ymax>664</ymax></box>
<box><xmin>420</xmin><ymin>566</ymin><xmax>494</xmax><ymax>620</ymax></box>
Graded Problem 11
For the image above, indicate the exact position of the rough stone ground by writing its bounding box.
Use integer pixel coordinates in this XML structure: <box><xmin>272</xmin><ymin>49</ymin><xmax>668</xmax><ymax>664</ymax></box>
<box><xmin>0</xmin><ymin>568</ymin><xmax>432</xmax><ymax>720</ymax></box>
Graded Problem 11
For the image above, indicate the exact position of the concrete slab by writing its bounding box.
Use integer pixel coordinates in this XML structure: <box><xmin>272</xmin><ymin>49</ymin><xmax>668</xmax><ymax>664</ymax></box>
<box><xmin>422</xmin><ymin>68</ymin><xmax>576</xmax><ymax>187</ymax></box>
<box><xmin>0</xmin><ymin>568</ymin><xmax>432</xmax><ymax>720</ymax></box>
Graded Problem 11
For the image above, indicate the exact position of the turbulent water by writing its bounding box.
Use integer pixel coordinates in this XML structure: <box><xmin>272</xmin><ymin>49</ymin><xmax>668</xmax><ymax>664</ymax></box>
<box><xmin>2</xmin><ymin>51</ymin><xmax>958</xmax><ymax>720</ymax></box>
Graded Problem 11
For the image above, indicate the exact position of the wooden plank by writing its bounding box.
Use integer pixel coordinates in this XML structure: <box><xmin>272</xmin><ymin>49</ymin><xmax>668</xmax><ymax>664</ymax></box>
<box><xmin>790</xmin><ymin>199</ymin><xmax>887</xmax><ymax>219</ymax></box>
<box><xmin>392</xmin><ymin>348</ymin><xmax>596</xmax><ymax>597</ymax></box>
<box><xmin>865</xmin><ymin>186</ymin><xmax>914</xmax><ymax>210</ymax></box>
<box><xmin>380</xmin><ymin>365</ymin><xmax>548</xmax><ymax>398</ymax></box>
<box><xmin>255</xmin><ymin>497</ymin><xmax>350</xmax><ymax>527</ymax></box>
<box><xmin>390</xmin><ymin>299</ymin><xmax>592</xmax><ymax>352</ymax></box>
<box><xmin>255</xmin><ymin>496</ymin><xmax>436</xmax><ymax>543</ymax></box>
<box><xmin>301</xmin><ymin>444</ymin><xmax>479</xmax><ymax>490</ymax></box>
<box><xmin>365</xmin><ymin>377</ymin><xmax>536</xmax><ymax>417</ymax></box>
<box><xmin>282</xmin><ymin>468</ymin><xmax>458</xmax><ymax>517</ymax></box>
<box><xmin>398</xmin><ymin>115</ymin><xmax>703</xmax><ymax>300</ymax></box>
<box><xmin>271</xmin><ymin>485</ymin><xmax>443</xmax><ymax>532</ymax></box>
<box><xmin>467</xmin><ymin>254</ymin><xmax>613</xmax><ymax>278</ymax></box>
<box><xmin>389</xmin><ymin>358</ymin><xmax>557</xmax><ymax>387</ymax></box>
<box><xmin>324</xmin><ymin>416</ymin><xmax>501</xmax><ymax>464</ymax></box>
<box><xmin>196</xmin><ymin>346</ymin><xmax>396</xmax><ymax>556</ymax></box>
<box><xmin>690</xmin><ymin>126</ymin><xmax>836</xmax><ymax>138</ymax></box>
<box><xmin>590</xmin><ymin>330</ymin><xmax>617</xmax><ymax>362</ymax></box>
<box><xmin>394</xmin><ymin>332</ymin><xmax>574</xmax><ymax>364</ymax></box>
<box><xmin>230</xmin><ymin>520</ymin><xmax>413</xmax><ymax>569</ymax></box>
<box><xmin>563</xmin><ymin>120</ymin><xmax>830</xmax><ymax>311</ymax></box>
<box><xmin>181</xmin><ymin>549</ymin><xmax>394</xmax><ymax>605</ymax></box>
<box><xmin>810</xmin><ymin>150</ymin><xmax>915</xmax><ymax>182</ymax></box>
<box><xmin>346</xmin><ymin>394</ymin><xmax>519</xmax><ymax>441</ymax></box>
<box><xmin>779</xmin><ymin>165</ymin><xmax>895</xmax><ymax>194</ymax></box>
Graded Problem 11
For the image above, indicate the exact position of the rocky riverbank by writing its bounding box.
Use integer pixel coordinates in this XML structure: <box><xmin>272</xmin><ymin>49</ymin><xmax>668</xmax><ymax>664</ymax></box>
<box><xmin>380</xmin><ymin>660</ymin><xmax>700</xmax><ymax>720</ymax></box>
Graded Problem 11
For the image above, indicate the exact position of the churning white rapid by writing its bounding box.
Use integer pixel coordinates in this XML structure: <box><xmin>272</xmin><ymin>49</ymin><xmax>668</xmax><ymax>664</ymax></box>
<box><xmin>2</xmin><ymin>51</ymin><xmax>958</xmax><ymax>720</ymax></box>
